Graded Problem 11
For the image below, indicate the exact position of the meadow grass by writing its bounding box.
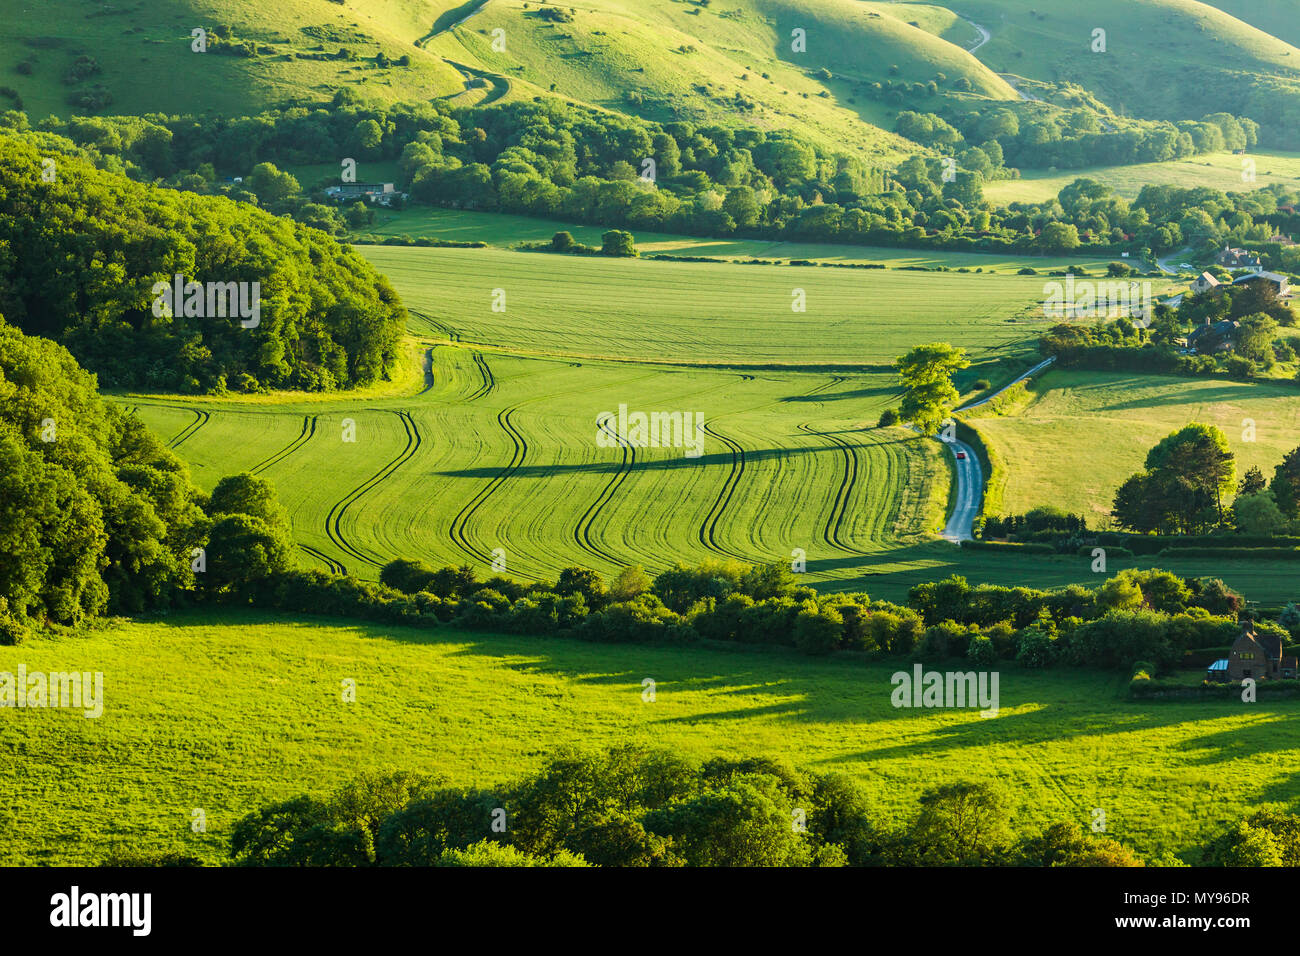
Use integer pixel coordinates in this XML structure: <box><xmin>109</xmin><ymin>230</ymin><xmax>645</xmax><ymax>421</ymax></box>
<box><xmin>984</xmin><ymin>150</ymin><xmax>1300</xmax><ymax>205</ymax></box>
<box><xmin>3</xmin><ymin>609</ymin><xmax>1296</xmax><ymax>865</ymax></box>
<box><xmin>358</xmin><ymin>245</ymin><xmax>1056</xmax><ymax>365</ymax></box>
<box><xmin>969</xmin><ymin>369</ymin><xmax>1300</xmax><ymax>520</ymax></box>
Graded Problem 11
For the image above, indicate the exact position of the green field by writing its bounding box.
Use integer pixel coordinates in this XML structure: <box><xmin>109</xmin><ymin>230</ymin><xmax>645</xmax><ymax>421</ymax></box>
<box><xmin>984</xmin><ymin>150</ymin><xmax>1300</xmax><ymax>205</ymax></box>
<box><xmin>971</xmin><ymin>369</ymin><xmax>1300</xmax><ymax>520</ymax></box>
<box><xmin>361</xmin><ymin>245</ymin><xmax>1058</xmax><ymax>365</ymax></box>
<box><xmin>113</xmin><ymin>245</ymin><xmax>1300</xmax><ymax>605</ymax></box>
<box><xmin>359</xmin><ymin>207</ymin><xmax>1136</xmax><ymax>273</ymax></box>
<box><xmin>5</xmin><ymin>609</ymin><xmax>1295</xmax><ymax>865</ymax></box>
<box><xmin>127</xmin><ymin>347</ymin><xmax>952</xmax><ymax>589</ymax></box>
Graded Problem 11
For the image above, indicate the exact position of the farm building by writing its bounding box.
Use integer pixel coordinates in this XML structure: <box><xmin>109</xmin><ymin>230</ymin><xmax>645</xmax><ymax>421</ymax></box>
<box><xmin>1231</xmin><ymin>271</ymin><xmax>1291</xmax><ymax>297</ymax></box>
<box><xmin>1206</xmin><ymin>621</ymin><xmax>1298</xmax><ymax>682</ymax></box>
<box><xmin>324</xmin><ymin>183</ymin><xmax>407</xmax><ymax>206</ymax></box>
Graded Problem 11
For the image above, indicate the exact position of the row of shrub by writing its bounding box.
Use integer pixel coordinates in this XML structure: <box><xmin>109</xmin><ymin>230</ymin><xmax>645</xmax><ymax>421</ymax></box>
<box><xmin>189</xmin><ymin>543</ymin><xmax>1300</xmax><ymax>677</ymax></box>
<box><xmin>348</xmin><ymin>235</ymin><xmax>487</xmax><ymax>248</ymax></box>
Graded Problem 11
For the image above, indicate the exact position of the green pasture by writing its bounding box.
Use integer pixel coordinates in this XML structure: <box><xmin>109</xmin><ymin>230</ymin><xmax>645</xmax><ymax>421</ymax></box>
<box><xmin>984</xmin><ymin>151</ymin><xmax>1300</xmax><ymax>205</ymax></box>
<box><xmin>970</xmin><ymin>369</ymin><xmax>1300</xmax><ymax>520</ymax></box>
<box><xmin>358</xmin><ymin>245</ymin><xmax>1055</xmax><ymax>365</ymax></box>
<box><xmin>3</xmin><ymin>610</ymin><xmax>1296</xmax><ymax>865</ymax></box>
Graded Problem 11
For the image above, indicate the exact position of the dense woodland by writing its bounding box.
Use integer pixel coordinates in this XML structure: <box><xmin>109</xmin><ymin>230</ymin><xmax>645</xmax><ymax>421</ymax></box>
<box><xmin>8</xmin><ymin>100</ymin><xmax>1297</xmax><ymax>262</ymax></box>
<box><xmin>0</xmin><ymin>130</ymin><xmax>406</xmax><ymax>392</ymax></box>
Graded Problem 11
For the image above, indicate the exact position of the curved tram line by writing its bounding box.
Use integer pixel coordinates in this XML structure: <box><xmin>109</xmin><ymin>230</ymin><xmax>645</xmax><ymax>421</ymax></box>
<box><xmin>447</xmin><ymin>404</ymin><xmax>528</xmax><ymax>568</ymax></box>
<box><xmin>250</xmin><ymin>415</ymin><xmax>318</xmax><ymax>475</ymax></box>
<box><xmin>166</xmin><ymin>408</ymin><xmax>210</xmax><ymax>449</ymax></box>
<box><xmin>323</xmin><ymin>410</ymin><xmax>423</xmax><ymax>569</ymax></box>
<box><xmin>299</xmin><ymin>543</ymin><xmax>346</xmax><ymax>576</ymax></box>
<box><xmin>573</xmin><ymin>420</ymin><xmax>636</xmax><ymax>566</ymax></box>
<box><xmin>468</xmin><ymin>351</ymin><xmax>495</xmax><ymax>401</ymax></box>
<box><xmin>796</xmin><ymin>422</ymin><xmax>868</xmax><ymax>555</ymax></box>
<box><xmin>696</xmin><ymin>421</ymin><xmax>750</xmax><ymax>562</ymax></box>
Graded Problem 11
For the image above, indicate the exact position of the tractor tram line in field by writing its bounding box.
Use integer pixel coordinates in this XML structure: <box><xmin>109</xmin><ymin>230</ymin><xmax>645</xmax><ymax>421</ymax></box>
<box><xmin>697</xmin><ymin>420</ymin><xmax>750</xmax><ymax>562</ymax></box>
<box><xmin>249</xmin><ymin>415</ymin><xmax>318</xmax><ymax>475</ymax></box>
<box><xmin>796</xmin><ymin>421</ymin><xmax>869</xmax><ymax>556</ymax></box>
<box><xmin>324</xmin><ymin>410</ymin><xmax>423</xmax><ymax>569</ymax></box>
<box><xmin>468</xmin><ymin>351</ymin><xmax>496</xmax><ymax>400</ymax></box>
<box><xmin>299</xmin><ymin>543</ymin><xmax>346</xmax><ymax>576</ymax></box>
<box><xmin>447</xmin><ymin>403</ymin><xmax>530</xmax><ymax>570</ymax></box>
<box><xmin>166</xmin><ymin>408</ymin><xmax>210</xmax><ymax>449</ymax></box>
<box><xmin>574</xmin><ymin>420</ymin><xmax>637</xmax><ymax>566</ymax></box>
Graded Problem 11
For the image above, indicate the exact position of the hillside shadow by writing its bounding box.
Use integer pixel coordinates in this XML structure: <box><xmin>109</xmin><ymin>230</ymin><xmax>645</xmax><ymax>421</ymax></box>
<box><xmin>141</xmin><ymin>611</ymin><xmax>1300</xmax><ymax>765</ymax></box>
<box><xmin>432</xmin><ymin>437</ymin><xmax>921</xmax><ymax>480</ymax></box>
<box><xmin>1098</xmin><ymin>380</ymin><xmax>1278</xmax><ymax>411</ymax></box>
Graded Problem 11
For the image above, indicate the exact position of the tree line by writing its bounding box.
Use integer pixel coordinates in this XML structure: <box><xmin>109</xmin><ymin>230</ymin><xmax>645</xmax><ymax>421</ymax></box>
<box><xmin>130</xmin><ymin>745</ymin><xmax>1148</xmax><ymax>867</ymax></box>
<box><xmin>120</xmin><ymin>742</ymin><xmax>1300</xmax><ymax>867</ymax></box>
<box><xmin>6</xmin><ymin>98</ymin><xmax>1292</xmax><ymax>261</ymax></box>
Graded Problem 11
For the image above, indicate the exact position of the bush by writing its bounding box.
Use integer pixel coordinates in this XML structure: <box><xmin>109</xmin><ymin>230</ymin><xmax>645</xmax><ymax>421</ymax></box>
<box><xmin>877</xmin><ymin>408</ymin><xmax>900</xmax><ymax>427</ymax></box>
<box><xmin>793</xmin><ymin>605</ymin><xmax>843</xmax><ymax>655</ymax></box>
<box><xmin>1015</xmin><ymin>626</ymin><xmax>1056</xmax><ymax>667</ymax></box>
<box><xmin>0</xmin><ymin>612</ymin><xmax>27</xmax><ymax>646</ymax></box>
<box><xmin>967</xmin><ymin>635</ymin><xmax>997</xmax><ymax>667</ymax></box>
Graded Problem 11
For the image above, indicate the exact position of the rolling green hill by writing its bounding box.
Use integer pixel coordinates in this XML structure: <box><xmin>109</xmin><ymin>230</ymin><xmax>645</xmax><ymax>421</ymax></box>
<box><xmin>0</xmin><ymin>0</ymin><xmax>468</xmax><ymax>117</ymax></box>
<box><xmin>958</xmin><ymin>0</ymin><xmax>1300</xmax><ymax>129</ymax></box>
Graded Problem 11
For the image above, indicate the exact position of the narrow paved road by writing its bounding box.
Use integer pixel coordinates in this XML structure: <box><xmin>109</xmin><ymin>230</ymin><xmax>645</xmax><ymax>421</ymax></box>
<box><xmin>939</xmin><ymin>437</ymin><xmax>983</xmax><ymax>542</ymax></box>
<box><xmin>957</xmin><ymin>356</ymin><xmax>1056</xmax><ymax>411</ymax></box>
<box><xmin>1157</xmin><ymin>247</ymin><xmax>1193</xmax><ymax>275</ymax></box>
<box><xmin>935</xmin><ymin>356</ymin><xmax>1057</xmax><ymax>541</ymax></box>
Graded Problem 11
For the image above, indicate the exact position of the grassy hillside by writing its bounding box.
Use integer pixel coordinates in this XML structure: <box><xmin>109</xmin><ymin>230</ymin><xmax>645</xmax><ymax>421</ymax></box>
<box><xmin>423</xmin><ymin>0</ymin><xmax>1015</xmax><ymax>158</ymax></box>
<box><xmin>0</xmin><ymin>0</ymin><xmax>467</xmax><ymax>117</ymax></box>
<box><xmin>1202</xmin><ymin>0</ymin><xmax>1300</xmax><ymax>50</ymax></box>
<box><xmin>983</xmin><ymin>149</ymin><xmax>1300</xmax><ymax>205</ymax></box>
<box><xmin>969</xmin><ymin>369</ymin><xmax>1300</xmax><ymax>519</ymax></box>
<box><xmin>960</xmin><ymin>0</ymin><xmax>1300</xmax><ymax>125</ymax></box>
<box><xmin>0</xmin><ymin>0</ymin><xmax>1022</xmax><ymax>160</ymax></box>
<box><xmin>5</xmin><ymin>609</ymin><xmax>1296</xmax><ymax>864</ymax></box>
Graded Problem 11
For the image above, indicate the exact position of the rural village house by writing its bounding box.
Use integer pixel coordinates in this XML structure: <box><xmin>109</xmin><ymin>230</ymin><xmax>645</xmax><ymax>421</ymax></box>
<box><xmin>1207</xmin><ymin>621</ymin><xmax>1298</xmax><ymax>682</ymax></box>
<box><xmin>1186</xmin><ymin>317</ymin><xmax>1239</xmax><ymax>353</ymax></box>
<box><xmin>1216</xmin><ymin>246</ymin><xmax>1262</xmax><ymax>270</ymax></box>
<box><xmin>325</xmin><ymin>182</ymin><xmax>408</xmax><ymax>206</ymax></box>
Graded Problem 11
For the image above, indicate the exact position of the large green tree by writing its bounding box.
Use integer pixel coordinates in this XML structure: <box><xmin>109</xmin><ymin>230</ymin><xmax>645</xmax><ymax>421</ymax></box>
<box><xmin>1113</xmin><ymin>423</ymin><xmax>1235</xmax><ymax>533</ymax></box>
<box><xmin>895</xmin><ymin>342</ymin><xmax>970</xmax><ymax>436</ymax></box>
